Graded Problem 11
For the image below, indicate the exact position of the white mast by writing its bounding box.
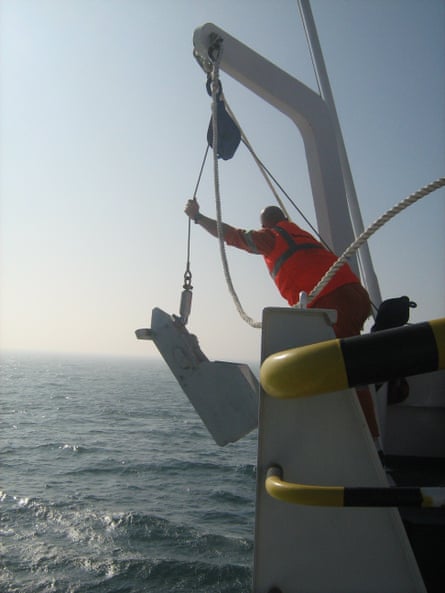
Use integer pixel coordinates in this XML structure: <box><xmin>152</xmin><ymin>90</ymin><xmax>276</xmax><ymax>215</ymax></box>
<box><xmin>298</xmin><ymin>0</ymin><xmax>382</xmax><ymax>311</ymax></box>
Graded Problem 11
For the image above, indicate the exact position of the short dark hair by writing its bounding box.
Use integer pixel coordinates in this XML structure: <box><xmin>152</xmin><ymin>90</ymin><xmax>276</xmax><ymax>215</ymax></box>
<box><xmin>261</xmin><ymin>206</ymin><xmax>287</xmax><ymax>227</ymax></box>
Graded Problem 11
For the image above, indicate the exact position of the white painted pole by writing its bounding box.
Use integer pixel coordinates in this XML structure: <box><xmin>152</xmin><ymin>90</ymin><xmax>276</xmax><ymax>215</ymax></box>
<box><xmin>298</xmin><ymin>0</ymin><xmax>382</xmax><ymax>312</ymax></box>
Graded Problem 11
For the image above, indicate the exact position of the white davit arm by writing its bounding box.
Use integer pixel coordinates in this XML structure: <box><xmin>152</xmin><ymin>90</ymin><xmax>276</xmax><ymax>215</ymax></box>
<box><xmin>193</xmin><ymin>23</ymin><xmax>357</xmax><ymax>271</ymax></box>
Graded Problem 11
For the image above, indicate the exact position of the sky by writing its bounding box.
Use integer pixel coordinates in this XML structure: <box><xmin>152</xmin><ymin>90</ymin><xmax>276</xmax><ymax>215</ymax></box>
<box><xmin>1</xmin><ymin>0</ymin><xmax>444</xmax><ymax>363</ymax></box>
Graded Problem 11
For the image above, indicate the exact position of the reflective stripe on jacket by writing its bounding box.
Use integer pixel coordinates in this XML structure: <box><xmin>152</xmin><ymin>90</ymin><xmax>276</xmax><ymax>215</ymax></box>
<box><xmin>263</xmin><ymin>221</ymin><xmax>360</xmax><ymax>305</ymax></box>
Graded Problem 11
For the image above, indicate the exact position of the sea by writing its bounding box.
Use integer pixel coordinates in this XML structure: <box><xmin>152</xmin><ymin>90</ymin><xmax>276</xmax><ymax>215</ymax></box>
<box><xmin>0</xmin><ymin>351</ymin><xmax>258</xmax><ymax>593</ymax></box>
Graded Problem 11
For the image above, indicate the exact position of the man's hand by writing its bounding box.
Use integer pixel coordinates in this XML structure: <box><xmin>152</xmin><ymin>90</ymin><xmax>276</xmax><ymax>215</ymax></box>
<box><xmin>185</xmin><ymin>198</ymin><xmax>200</xmax><ymax>221</ymax></box>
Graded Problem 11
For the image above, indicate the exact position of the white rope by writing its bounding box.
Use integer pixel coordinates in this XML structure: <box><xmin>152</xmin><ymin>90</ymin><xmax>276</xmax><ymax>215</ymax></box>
<box><xmin>223</xmin><ymin>100</ymin><xmax>291</xmax><ymax>220</ymax></box>
<box><xmin>211</xmin><ymin>62</ymin><xmax>262</xmax><ymax>328</ymax></box>
<box><xmin>306</xmin><ymin>177</ymin><xmax>445</xmax><ymax>304</ymax></box>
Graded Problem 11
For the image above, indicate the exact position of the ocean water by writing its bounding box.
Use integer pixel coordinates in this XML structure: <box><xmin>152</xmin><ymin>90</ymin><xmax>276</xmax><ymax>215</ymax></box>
<box><xmin>0</xmin><ymin>351</ymin><xmax>257</xmax><ymax>593</ymax></box>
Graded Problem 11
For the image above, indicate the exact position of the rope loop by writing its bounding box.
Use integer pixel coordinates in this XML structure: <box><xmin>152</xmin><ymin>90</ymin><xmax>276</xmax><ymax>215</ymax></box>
<box><xmin>210</xmin><ymin>62</ymin><xmax>262</xmax><ymax>329</ymax></box>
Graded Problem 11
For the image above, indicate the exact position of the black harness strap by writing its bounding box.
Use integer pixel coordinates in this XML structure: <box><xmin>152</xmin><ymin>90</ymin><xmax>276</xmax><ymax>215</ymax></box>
<box><xmin>271</xmin><ymin>226</ymin><xmax>322</xmax><ymax>279</ymax></box>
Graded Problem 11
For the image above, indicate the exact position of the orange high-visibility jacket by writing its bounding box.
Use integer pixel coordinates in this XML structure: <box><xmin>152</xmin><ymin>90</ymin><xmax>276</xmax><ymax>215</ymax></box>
<box><xmin>263</xmin><ymin>221</ymin><xmax>360</xmax><ymax>305</ymax></box>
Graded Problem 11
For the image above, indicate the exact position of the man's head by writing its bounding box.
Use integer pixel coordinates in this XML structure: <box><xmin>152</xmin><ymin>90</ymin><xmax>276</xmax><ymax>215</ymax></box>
<box><xmin>260</xmin><ymin>206</ymin><xmax>287</xmax><ymax>228</ymax></box>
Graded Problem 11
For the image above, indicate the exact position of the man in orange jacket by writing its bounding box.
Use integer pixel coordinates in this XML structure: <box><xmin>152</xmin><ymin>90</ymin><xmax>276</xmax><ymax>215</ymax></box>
<box><xmin>185</xmin><ymin>200</ymin><xmax>371</xmax><ymax>337</ymax></box>
<box><xmin>185</xmin><ymin>200</ymin><xmax>379</xmax><ymax>438</ymax></box>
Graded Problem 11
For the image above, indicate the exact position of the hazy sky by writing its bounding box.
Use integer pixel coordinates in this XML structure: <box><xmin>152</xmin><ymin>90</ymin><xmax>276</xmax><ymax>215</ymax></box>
<box><xmin>1</xmin><ymin>0</ymin><xmax>444</xmax><ymax>362</ymax></box>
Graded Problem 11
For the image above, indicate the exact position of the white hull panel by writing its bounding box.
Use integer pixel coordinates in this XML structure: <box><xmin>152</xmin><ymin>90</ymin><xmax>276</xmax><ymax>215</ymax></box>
<box><xmin>254</xmin><ymin>307</ymin><xmax>426</xmax><ymax>593</ymax></box>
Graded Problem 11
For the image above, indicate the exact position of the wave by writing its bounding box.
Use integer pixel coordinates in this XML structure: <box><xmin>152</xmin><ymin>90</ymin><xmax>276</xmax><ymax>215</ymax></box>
<box><xmin>0</xmin><ymin>497</ymin><xmax>253</xmax><ymax>593</ymax></box>
<box><xmin>1</xmin><ymin>354</ymin><xmax>256</xmax><ymax>592</ymax></box>
<box><xmin>1</xmin><ymin>558</ymin><xmax>252</xmax><ymax>593</ymax></box>
<box><xmin>92</xmin><ymin>558</ymin><xmax>252</xmax><ymax>593</ymax></box>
